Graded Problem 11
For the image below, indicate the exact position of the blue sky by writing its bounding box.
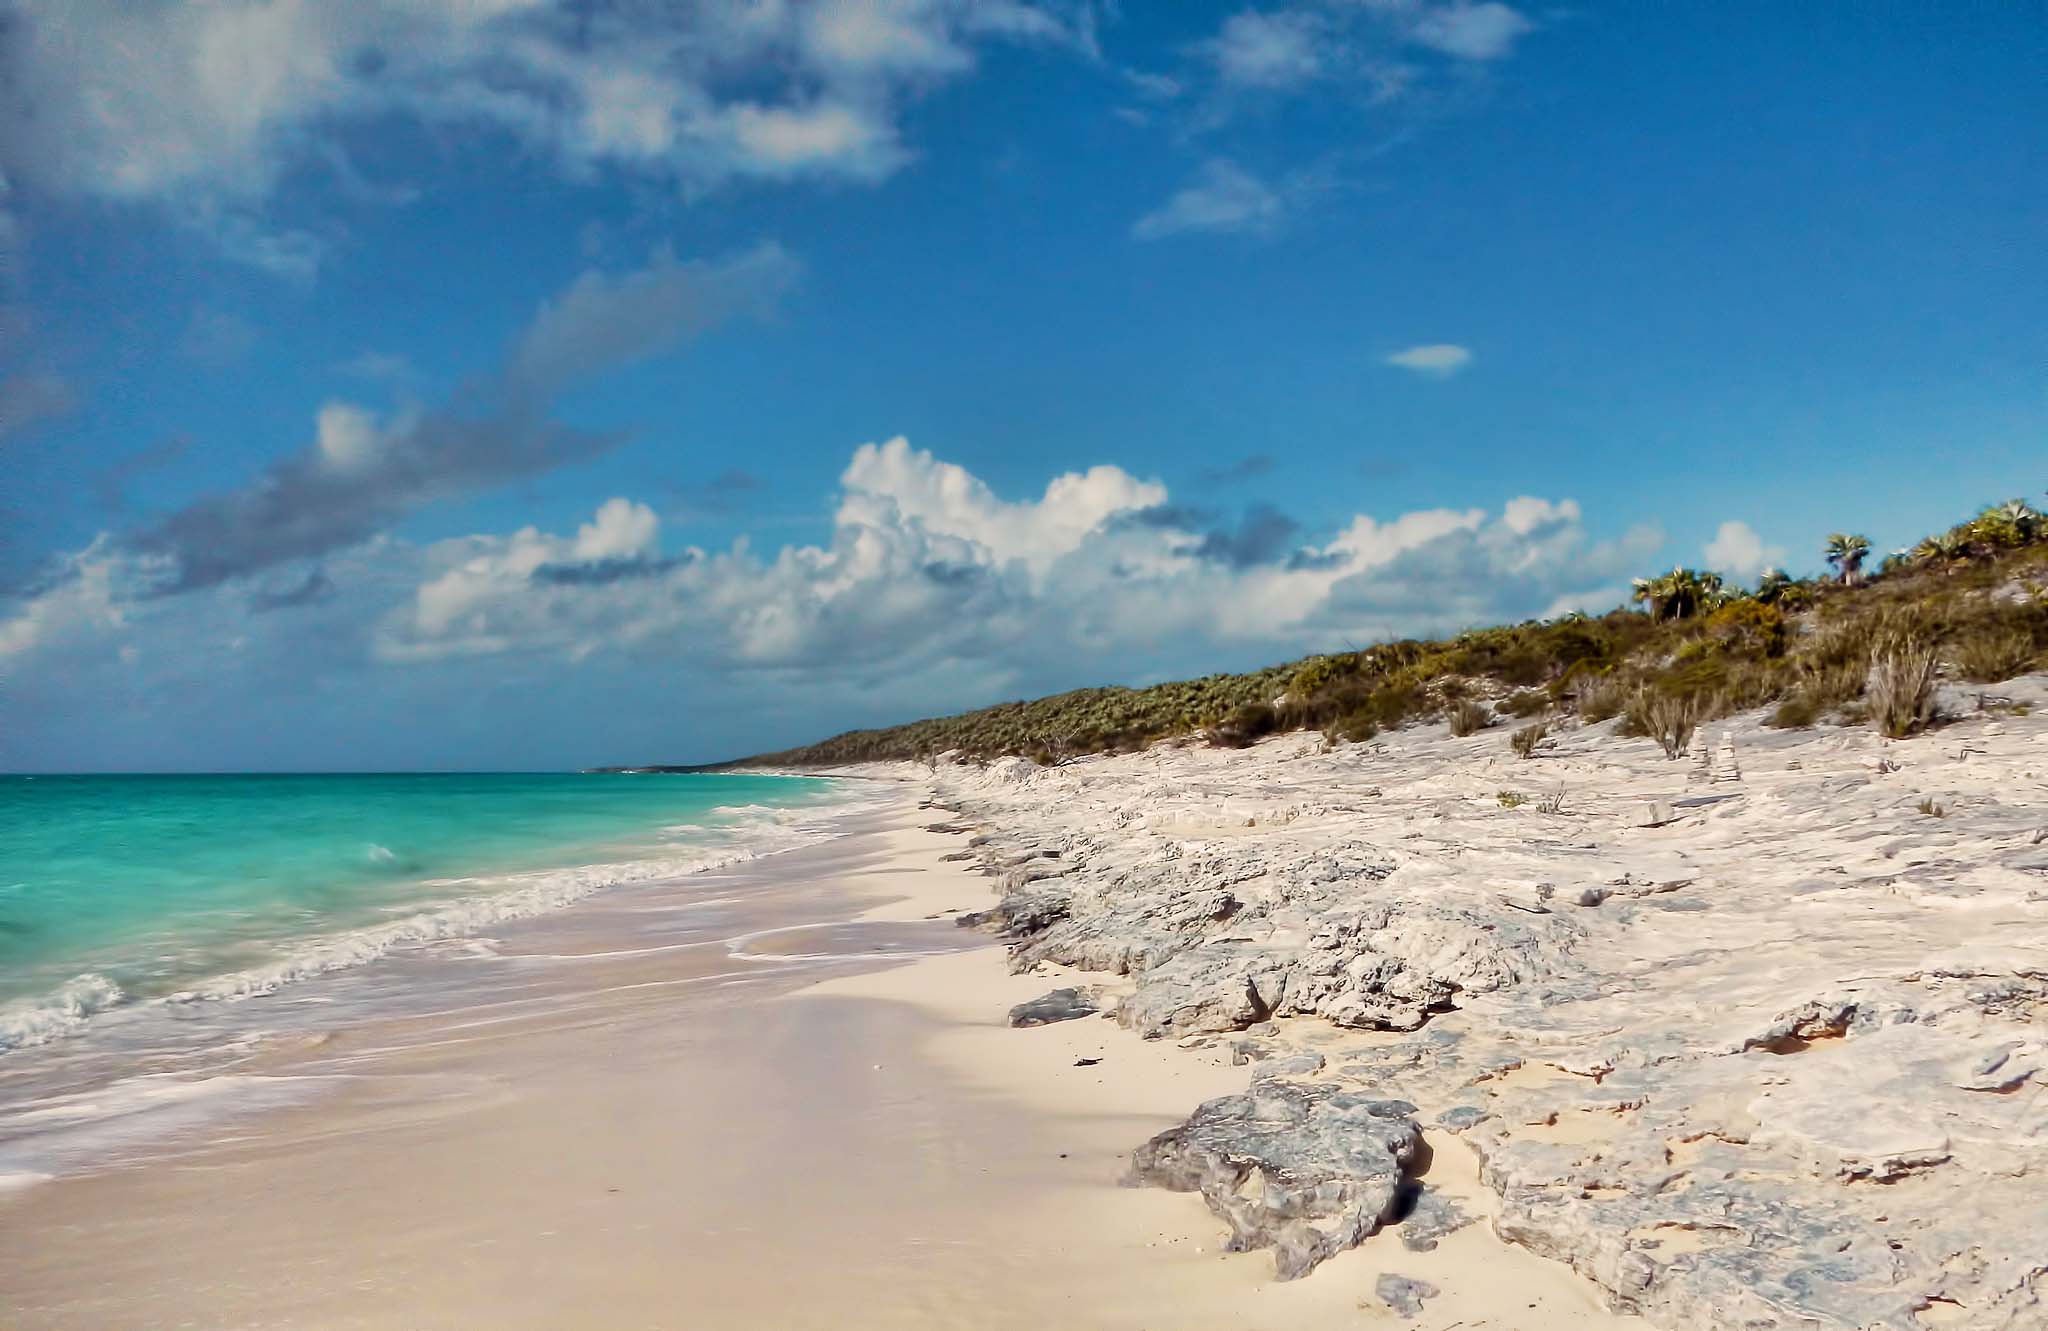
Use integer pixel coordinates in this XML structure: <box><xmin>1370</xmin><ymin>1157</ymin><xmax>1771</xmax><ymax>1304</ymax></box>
<box><xmin>1</xmin><ymin>1</ymin><xmax>2042</xmax><ymax>771</ymax></box>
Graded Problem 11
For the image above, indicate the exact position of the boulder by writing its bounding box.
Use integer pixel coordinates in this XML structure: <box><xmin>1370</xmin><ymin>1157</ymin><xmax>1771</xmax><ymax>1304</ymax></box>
<box><xmin>1126</xmin><ymin>1079</ymin><xmax>1422</xmax><ymax>1279</ymax></box>
<box><xmin>1006</xmin><ymin>987</ymin><xmax>1099</xmax><ymax>1028</ymax></box>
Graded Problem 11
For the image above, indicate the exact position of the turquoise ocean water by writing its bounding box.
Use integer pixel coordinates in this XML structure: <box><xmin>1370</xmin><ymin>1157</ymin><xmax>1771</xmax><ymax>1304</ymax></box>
<box><xmin>0</xmin><ymin>772</ymin><xmax>836</xmax><ymax>1053</ymax></box>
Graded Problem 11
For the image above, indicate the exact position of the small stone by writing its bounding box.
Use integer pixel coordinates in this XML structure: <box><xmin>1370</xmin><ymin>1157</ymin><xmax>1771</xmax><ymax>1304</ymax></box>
<box><xmin>1436</xmin><ymin>1104</ymin><xmax>1490</xmax><ymax>1132</ymax></box>
<box><xmin>1398</xmin><ymin>1187</ymin><xmax>1473</xmax><ymax>1252</ymax></box>
<box><xmin>1376</xmin><ymin>1273</ymin><xmax>1440</xmax><ymax>1318</ymax></box>
<box><xmin>1248</xmin><ymin>1051</ymin><xmax>1327</xmax><ymax>1082</ymax></box>
<box><xmin>1008</xmin><ymin>987</ymin><xmax>1099</xmax><ymax>1027</ymax></box>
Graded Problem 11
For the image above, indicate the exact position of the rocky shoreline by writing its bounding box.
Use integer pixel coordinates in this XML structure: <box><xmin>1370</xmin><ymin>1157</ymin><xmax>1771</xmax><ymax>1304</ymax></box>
<box><xmin>898</xmin><ymin>679</ymin><xmax>2048</xmax><ymax>1328</ymax></box>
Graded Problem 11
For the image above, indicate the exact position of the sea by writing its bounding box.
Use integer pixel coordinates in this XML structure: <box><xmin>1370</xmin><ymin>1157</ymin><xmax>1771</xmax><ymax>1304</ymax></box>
<box><xmin>0</xmin><ymin>771</ymin><xmax>856</xmax><ymax>1184</ymax></box>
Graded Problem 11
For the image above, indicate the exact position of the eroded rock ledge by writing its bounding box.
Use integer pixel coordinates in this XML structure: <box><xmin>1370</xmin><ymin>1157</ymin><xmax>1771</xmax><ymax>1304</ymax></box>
<box><xmin>928</xmin><ymin>687</ymin><xmax>2048</xmax><ymax>1330</ymax></box>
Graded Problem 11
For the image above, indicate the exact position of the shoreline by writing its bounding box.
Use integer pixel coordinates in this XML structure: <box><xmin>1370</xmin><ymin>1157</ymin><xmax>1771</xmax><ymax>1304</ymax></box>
<box><xmin>0</xmin><ymin>787</ymin><xmax>1637</xmax><ymax>1329</ymax></box>
<box><xmin>11</xmin><ymin>682</ymin><xmax>2041</xmax><ymax>1327</ymax></box>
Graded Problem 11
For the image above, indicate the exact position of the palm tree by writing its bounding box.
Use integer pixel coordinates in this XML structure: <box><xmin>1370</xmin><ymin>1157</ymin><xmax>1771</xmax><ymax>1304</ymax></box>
<box><xmin>1824</xmin><ymin>533</ymin><xmax>1871</xmax><ymax>585</ymax></box>
<box><xmin>1631</xmin><ymin>567</ymin><xmax>1724</xmax><ymax>621</ymax></box>
<box><xmin>1753</xmin><ymin>568</ymin><xmax>1793</xmax><ymax>604</ymax></box>
<box><xmin>1629</xmin><ymin>574</ymin><xmax>1666</xmax><ymax>620</ymax></box>
<box><xmin>1913</xmin><ymin>530</ymin><xmax>1968</xmax><ymax>571</ymax></box>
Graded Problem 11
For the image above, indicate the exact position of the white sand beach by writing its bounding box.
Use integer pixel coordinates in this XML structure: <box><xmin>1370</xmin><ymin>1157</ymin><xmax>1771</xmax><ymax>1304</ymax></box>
<box><xmin>0</xmin><ymin>807</ymin><xmax>1634</xmax><ymax>1330</ymax></box>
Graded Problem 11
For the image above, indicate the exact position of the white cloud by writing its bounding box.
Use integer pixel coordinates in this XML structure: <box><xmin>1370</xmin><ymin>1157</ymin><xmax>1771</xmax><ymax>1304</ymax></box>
<box><xmin>1703</xmin><ymin>520</ymin><xmax>1786</xmax><ymax>580</ymax></box>
<box><xmin>0</xmin><ymin>0</ymin><xmax>1091</xmax><ymax>270</ymax></box>
<box><xmin>1132</xmin><ymin>159</ymin><xmax>1284</xmax><ymax>240</ymax></box>
<box><xmin>358</xmin><ymin>439</ymin><xmax>1650</xmax><ymax>672</ymax></box>
<box><xmin>0</xmin><ymin>538</ymin><xmax>138</xmax><ymax>660</ymax></box>
<box><xmin>1383</xmin><ymin>343</ymin><xmax>1472</xmax><ymax>376</ymax></box>
<box><xmin>838</xmin><ymin>436</ymin><xmax>1165</xmax><ymax>572</ymax></box>
<box><xmin>1402</xmin><ymin>2</ymin><xmax>1534</xmax><ymax>61</ymax></box>
<box><xmin>1124</xmin><ymin>69</ymin><xmax>1183</xmax><ymax>101</ymax></box>
<box><xmin>1206</xmin><ymin>10</ymin><xmax>1324</xmax><ymax>89</ymax></box>
<box><xmin>3</xmin><ymin>439</ymin><xmax>1665</xmax><ymax>766</ymax></box>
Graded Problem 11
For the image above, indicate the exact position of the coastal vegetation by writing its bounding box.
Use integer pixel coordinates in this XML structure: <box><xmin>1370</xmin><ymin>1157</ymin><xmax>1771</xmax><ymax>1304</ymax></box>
<box><xmin>747</xmin><ymin>497</ymin><xmax>2048</xmax><ymax>767</ymax></box>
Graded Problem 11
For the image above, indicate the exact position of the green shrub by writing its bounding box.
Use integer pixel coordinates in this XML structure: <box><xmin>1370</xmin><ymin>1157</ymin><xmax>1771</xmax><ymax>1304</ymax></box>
<box><xmin>1949</xmin><ymin>627</ymin><xmax>2036</xmax><ymax>683</ymax></box>
<box><xmin>1448</xmin><ymin>699</ymin><xmax>1492</xmax><ymax>737</ymax></box>
<box><xmin>1212</xmin><ymin>700</ymin><xmax>1280</xmax><ymax>747</ymax></box>
<box><xmin>1575</xmin><ymin>674</ymin><xmax>1627</xmax><ymax>723</ymax></box>
<box><xmin>1290</xmin><ymin>653</ymin><xmax>1361</xmax><ymax>698</ymax></box>
<box><xmin>1795</xmin><ymin>658</ymin><xmax>1866</xmax><ymax>713</ymax></box>
<box><xmin>1335</xmin><ymin>710</ymin><xmax>1380</xmax><ymax>743</ymax></box>
<box><xmin>1868</xmin><ymin>639</ymin><xmax>1939</xmax><ymax>739</ymax></box>
<box><xmin>1500</xmin><ymin>688</ymin><xmax>1549</xmax><ymax>718</ymax></box>
<box><xmin>1625</xmin><ymin>688</ymin><xmax>1701</xmax><ymax>758</ymax></box>
<box><xmin>1496</xmin><ymin>790</ymin><xmax>1530</xmax><ymax>808</ymax></box>
<box><xmin>1703</xmin><ymin>599</ymin><xmax>1788</xmax><ymax>657</ymax></box>
<box><xmin>1765</xmin><ymin>694</ymin><xmax>1822</xmax><ymax>729</ymax></box>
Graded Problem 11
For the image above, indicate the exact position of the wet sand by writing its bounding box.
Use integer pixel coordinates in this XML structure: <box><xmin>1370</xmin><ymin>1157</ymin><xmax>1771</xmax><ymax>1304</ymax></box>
<box><xmin>0</xmin><ymin>800</ymin><xmax>1638</xmax><ymax>1330</ymax></box>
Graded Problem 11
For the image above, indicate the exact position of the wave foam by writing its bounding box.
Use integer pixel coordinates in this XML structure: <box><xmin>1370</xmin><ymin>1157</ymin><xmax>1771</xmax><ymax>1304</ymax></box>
<box><xmin>0</xmin><ymin>973</ymin><xmax>125</xmax><ymax>1054</ymax></box>
<box><xmin>165</xmin><ymin>823</ymin><xmax>831</xmax><ymax>1005</ymax></box>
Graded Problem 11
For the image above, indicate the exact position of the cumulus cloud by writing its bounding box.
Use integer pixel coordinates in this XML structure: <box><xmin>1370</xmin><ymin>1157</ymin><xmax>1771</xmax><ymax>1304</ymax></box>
<box><xmin>1133</xmin><ymin>159</ymin><xmax>1285</xmax><ymax>240</ymax></box>
<box><xmin>1383</xmin><ymin>343</ymin><xmax>1472</xmax><ymax>376</ymax></box>
<box><xmin>836</xmin><ymin>436</ymin><xmax>1166</xmax><ymax>572</ymax></box>
<box><xmin>361</xmin><ymin>438</ymin><xmax>1652</xmax><ymax>674</ymax></box>
<box><xmin>0</xmin><ymin>0</ymin><xmax>1093</xmax><ymax>268</ymax></box>
<box><xmin>128</xmin><ymin>242</ymin><xmax>799</xmax><ymax>593</ymax></box>
<box><xmin>1703</xmin><ymin>520</ymin><xmax>1787</xmax><ymax>580</ymax></box>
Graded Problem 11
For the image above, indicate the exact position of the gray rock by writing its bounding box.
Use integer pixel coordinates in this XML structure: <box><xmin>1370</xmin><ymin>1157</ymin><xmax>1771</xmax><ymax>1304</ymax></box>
<box><xmin>1247</xmin><ymin>1051</ymin><xmax>1325</xmax><ymax>1081</ymax></box>
<box><xmin>1436</xmin><ymin>1104</ymin><xmax>1490</xmax><ymax>1132</ymax></box>
<box><xmin>1126</xmin><ymin>1079</ymin><xmax>1422</xmax><ymax>1279</ymax></box>
<box><xmin>1006</xmin><ymin>987</ymin><xmax>1099</xmax><ymax>1028</ymax></box>
<box><xmin>1115</xmin><ymin>948</ymin><xmax>1283</xmax><ymax>1037</ymax></box>
<box><xmin>1397</xmin><ymin>1186</ymin><xmax>1472</xmax><ymax>1252</ymax></box>
<box><xmin>955</xmin><ymin>885</ymin><xmax>1072</xmax><ymax>938</ymax></box>
<box><xmin>1376</xmin><ymin>1274</ymin><xmax>1440</xmax><ymax>1318</ymax></box>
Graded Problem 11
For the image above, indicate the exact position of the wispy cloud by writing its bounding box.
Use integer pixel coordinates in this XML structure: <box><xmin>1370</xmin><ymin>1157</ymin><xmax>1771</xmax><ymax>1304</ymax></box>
<box><xmin>1383</xmin><ymin>343</ymin><xmax>1473</xmax><ymax>376</ymax></box>
<box><xmin>1204</xmin><ymin>10</ymin><xmax>1324</xmax><ymax>90</ymax></box>
<box><xmin>1402</xmin><ymin>2</ymin><xmax>1536</xmax><ymax>61</ymax></box>
<box><xmin>1133</xmin><ymin>159</ymin><xmax>1285</xmax><ymax>240</ymax></box>
<box><xmin>127</xmin><ymin>243</ymin><xmax>800</xmax><ymax>594</ymax></box>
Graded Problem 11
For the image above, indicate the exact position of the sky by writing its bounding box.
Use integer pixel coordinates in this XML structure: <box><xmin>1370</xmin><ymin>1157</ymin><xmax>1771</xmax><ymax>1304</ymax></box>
<box><xmin>0</xmin><ymin>1</ymin><xmax>2042</xmax><ymax>772</ymax></box>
